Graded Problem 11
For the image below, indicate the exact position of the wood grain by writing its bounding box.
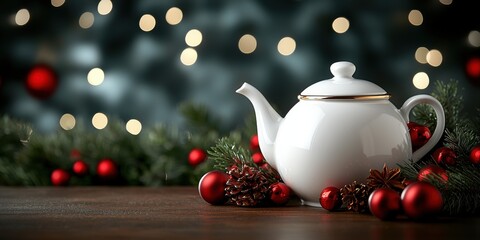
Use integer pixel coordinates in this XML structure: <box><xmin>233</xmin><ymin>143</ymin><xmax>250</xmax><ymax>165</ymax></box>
<box><xmin>0</xmin><ymin>187</ymin><xmax>478</xmax><ymax>240</ymax></box>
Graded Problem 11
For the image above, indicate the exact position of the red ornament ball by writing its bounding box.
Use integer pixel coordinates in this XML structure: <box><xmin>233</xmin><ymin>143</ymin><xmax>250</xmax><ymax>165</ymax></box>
<box><xmin>432</xmin><ymin>147</ymin><xmax>456</xmax><ymax>165</ymax></box>
<box><xmin>368</xmin><ymin>188</ymin><xmax>401</xmax><ymax>220</ymax></box>
<box><xmin>188</xmin><ymin>148</ymin><xmax>207</xmax><ymax>167</ymax></box>
<box><xmin>319</xmin><ymin>186</ymin><xmax>342</xmax><ymax>211</ymax></box>
<box><xmin>96</xmin><ymin>158</ymin><xmax>118</xmax><ymax>179</ymax></box>
<box><xmin>407</xmin><ymin>122</ymin><xmax>431</xmax><ymax>151</ymax></box>
<box><xmin>198</xmin><ymin>170</ymin><xmax>228</xmax><ymax>205</ymax></box>
<box><xmin>417</xmin><ymin>165</ymin><xmax>448</xmax><ymax>184</ymax></box>
<box><xmin>250</xmin><ymin>135</ymin><xmax>260</xmax><ymax>151</ymax></box>
<box><xmin>466</xmin><ymin>57</ymin><xmax>480</xmax><ymax>79</ymax></box>
<box><xmin>25</xmin><ymin>64</ymin><xmax>58</xmax><ymax>99</ymax></box>
<box><xmin>470</xmin><ymin>145</ymin><xmax>480</xmax><ymax>164</ymax></box>
<box><xmin>401</xmin><ymin>182</ymin><xmax>443</xmax><ymax>219</ymax></box>
<box><xmin>51</xmin><ymin>169</ymin><xmax>70</xmax><ymax>186</ymax></box>
<box><xmin>252</xmin><ymin>152</ymin><xmax>264</xmax><ymax>165</ymax></box>
<box><xmin>269</xmin><ymin>182</ymin><xmax>291</xmax><ymax>205</ymax></box>
<box><xmin>73</xmin><ymin>160</ymin><xmax>89</xmax><ymax>176</ymax></box>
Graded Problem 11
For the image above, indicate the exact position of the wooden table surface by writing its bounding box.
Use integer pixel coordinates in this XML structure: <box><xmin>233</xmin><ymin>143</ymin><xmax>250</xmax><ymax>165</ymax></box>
<box><xmin>0</xmin><ymin>187</ymin><xmax>479</xmax><ymax>240</ymax></box>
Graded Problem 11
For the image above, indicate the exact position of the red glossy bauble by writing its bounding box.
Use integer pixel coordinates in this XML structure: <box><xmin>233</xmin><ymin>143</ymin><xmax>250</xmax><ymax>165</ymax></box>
<box><xmin>51</xmin><ymin>169</ymin><xmax>70</xmax><ymax>186</ymax></box>
<box><xmin>250</xmin><ymin>135</ymin><xmax>260</xmax><ymax>151</ymax></box>
<box><xmin>188</xmin><ymin>148</ymin><xmax>207</xmax><ymax>167</ymax></box>
<box><xmin>417</xmin><ymin>165</ymin><xmax>448</xmax><ymax>184</ymax></box>
<box><xmin>269</xmin><ymin>182</ymin><xmax>291</xmax><ymax>205</ymax></box>
<box><xmin>466</xmin><ymin>57</ymin><xmax>480</xmax><ymax>79</ymax></box>
<box><xmin>319</xmin><ymin>186</ymin><xmax>342</xmax><ymax>211</ymax></box>
<box><xmin>470</xmin><ymin>146</ymin><xmax>480</xmax><ymax>164</ymax></box>
<box><xmin>401</xmin><ymin>182</ymin><xmax>443</xmax><ymax>219</ymax></box>
<box><xmin>26</xmin><ymin>64</ymin><xmax>58</xmax><ymax>99</ymax></box>
<box><xmin>252</xmin><ymin>152</ymin><xmax>264</xmax><ymax>165</ymax></box>
<box><xmin>407</xmin><ymin>122</ymin><xmax>431</xmax><ymax>151</ymax></box>
<box><xmin>368</xmin><ymin>188</ymin><xmax>401</xmax><ymax>220</ymax></box>
<box><xmin>73</xmin><ymin>160</ymin><xmax>89</xmax><ymax>176</ymax></box>
<box><xmin>198</xmin><ymin>170</ymin><xmax>228</xmax><ymax>205</ymax></box>
<box><xmin>432</xmin><ymin>147</ymin><xmax>456</xmax><ymax>165</ymax></box>
<box><xmin>96</xmin><ymin>158</ymin><xmax>118</xmax><ymax>179</ymax></box>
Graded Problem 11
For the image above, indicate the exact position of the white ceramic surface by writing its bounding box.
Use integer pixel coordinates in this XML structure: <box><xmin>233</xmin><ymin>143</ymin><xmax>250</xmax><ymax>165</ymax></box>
<box><xmin>236</xmin><ymin>61</ymin><xmax>445</xmax><ymax>207</ymax></box>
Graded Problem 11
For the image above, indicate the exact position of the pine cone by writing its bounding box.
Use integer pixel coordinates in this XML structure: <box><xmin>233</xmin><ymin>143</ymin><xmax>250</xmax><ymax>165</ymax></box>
<box><xmin>340</xmin><ymin>181</ymin><xmax>373</xmax><ymax>213</ymax></box>
<box><xmin>366</xmin><ymin>163</ymin><xmax>406</xmax><ymax>191</ymax></box>
<box><xmin>225</xmin><ymin>164</ymin><xmax>271</xmax><ymax>207</ymax></box>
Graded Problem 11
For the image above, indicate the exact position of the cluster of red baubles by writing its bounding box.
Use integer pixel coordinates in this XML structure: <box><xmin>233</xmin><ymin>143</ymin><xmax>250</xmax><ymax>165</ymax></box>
<box><xmin>319</xmin><ymin>122</ymin><xmax>480</xmax><ymax>220</ymax></box>
<box><xmin>50</xmin><ymin>149</ymin><xmax>118</xmax><ymax>186</ymax></box>
<box><xmin>198</xmin><ymin>135</ymin><xmax>292</xmax><ymax>206</ymax></box>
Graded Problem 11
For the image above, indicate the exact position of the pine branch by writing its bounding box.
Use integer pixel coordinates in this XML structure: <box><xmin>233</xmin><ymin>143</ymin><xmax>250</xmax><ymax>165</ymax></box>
<box><xmin>208</xmin><ymin>137</ymin><xmax>251</xmax><ymax>171</ymax></box>
<box><xmin>208</xmin><ymin>137</ymin><xmax>281</xmax><ymax>183</ymax></box>
<box><xmin>412</xmin><ymin>80</ymin><xmax>462</xmax><ymax>130</ymax></box>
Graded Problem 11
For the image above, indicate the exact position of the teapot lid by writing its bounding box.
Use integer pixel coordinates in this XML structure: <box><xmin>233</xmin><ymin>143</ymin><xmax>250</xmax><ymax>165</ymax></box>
<box><xmin>299</xmin><ymin>61</ymin><xmax>390</xmax><ymax>100</ymax></box>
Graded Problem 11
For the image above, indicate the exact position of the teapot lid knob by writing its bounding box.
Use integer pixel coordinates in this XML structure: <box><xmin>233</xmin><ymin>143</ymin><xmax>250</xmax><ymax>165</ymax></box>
<box><xmin>330</xmin><ymin>61</ymin><xmax>356</xmax><ymax>79</ymax></box>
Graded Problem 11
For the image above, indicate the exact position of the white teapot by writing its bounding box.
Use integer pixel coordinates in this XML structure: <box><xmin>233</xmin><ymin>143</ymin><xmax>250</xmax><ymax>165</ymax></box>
<box><xmin>236</xmin><ymin>61</ymin><xmax>445</xmax><ymax>207</ymax></box>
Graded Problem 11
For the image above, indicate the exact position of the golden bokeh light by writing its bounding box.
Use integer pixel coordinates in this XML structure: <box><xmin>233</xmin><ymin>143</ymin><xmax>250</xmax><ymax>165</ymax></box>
<box><xmin>79</xmin><ymin>12</ymin><xmax>94</xmax><ymax>29</ymax></box>
<box><xmin>139</xmin><ymin>14</ymin><xmax>156</xmax><ymax>32</ymax></box>
<box><xmin>412</xmin><ymin>72</ymin><xmax>430</xmax><ymax>90</ymax></box>
<box><xmin>439</xmin><ymin>0</ymin><xmax>453</xmax><ymax>5</ymax></box>
<box><xmin>51</xmin><ymin>0</ymin><xmax>65</xmax><ymax>7</ymax></box>
<box><xmin>165</xmin><ymin>7</ymin><xmax>183</xmax><ymax>25</ymax></box>
<box><xmin>59</xmin><ymin>113</ymin><xmax>76</xmax><ymax>131</ymax></box>
<box><xmin>332</xmin><ymin>17</ymin><xmax>350</xmax><ymax>34</ymax></box>
<box><xmin>180</xmin><ymin>48</ymin><xmax>198</xmax><ymax>66</ymax></box>
<box><xmin>87</xmin><ymin>67</ymin><xmax>105</xmax><ymax>86</ymax></box>
<box><xmin>92</xmin><ymin>113</ymin><xmax>108</xmax><ymax>130</ymax></box>
<box><xmin>415</xmin><ymin>47</ymin><xmax>429</xmax><ymax>64</ymax></box>
<box><xmin>185</xmin><ymin>29</ymin><xmax>203</xmax><ymax>47</ymax></box>
<box><xmin>408</xmin><ymin>10</ymin><xmax>423</xmax><ymax>26</ymax></box>
<box><xmin>468</xmin><ymin>30</ymin><xmax>480</xmax><ymax>47</ymax></box>
<box><xmin>426</xmin><ymin>49</ymin><xmax>443</xmax><ymax>67</ymax></box>
<box><xmin>277</xmin><ymin>37</ymin><xmax>296</xmax><ymax>56</ymax></box>
<box><xmin>15</xmin><ymin>9</ymin><xmax>30</xmax><ymax>26</ymax></box>
<box><xmin>98</xmin><ymin>0</ymin><xmax>113</xmax><ymax>15</ymax></box>
<box><xmin>238</xmin><ymin>34</ymin><xmax>257</xmax><ymax>54</ymax></box>
<box><xmin>126</xmin><ymin>119</ymin><xmax>142</xmax><ymax>135</ymax></box>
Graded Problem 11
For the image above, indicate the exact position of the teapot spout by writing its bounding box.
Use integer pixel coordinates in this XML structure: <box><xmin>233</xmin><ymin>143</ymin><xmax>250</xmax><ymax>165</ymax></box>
<box><xmin>236</xmin><ymin>83</ymin><xmax>283</xmax><ymax>169</ymax></box>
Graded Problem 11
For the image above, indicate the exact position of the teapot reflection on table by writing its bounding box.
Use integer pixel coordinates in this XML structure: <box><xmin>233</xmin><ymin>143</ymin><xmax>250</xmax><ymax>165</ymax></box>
<box><xmin>236</xmin><ymin>61</ymin><xmax>445</xmax><ymax>207</ymax></box>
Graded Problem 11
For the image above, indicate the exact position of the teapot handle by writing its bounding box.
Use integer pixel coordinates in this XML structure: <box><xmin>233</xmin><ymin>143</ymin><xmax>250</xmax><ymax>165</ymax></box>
<box><xmin>399</xmin><ymin>94</ymin><xmax>445</xmax><ymax>162</ymax></box>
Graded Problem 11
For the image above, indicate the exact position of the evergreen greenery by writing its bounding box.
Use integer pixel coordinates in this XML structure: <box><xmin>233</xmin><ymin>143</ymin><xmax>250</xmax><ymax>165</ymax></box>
<box><xmin>0</xmin><ymin>103</ymin><xmax>254</xmax><ymax>186</ymax></box>
<box><xmin>401</xmin><ymin>80</ymin><xmax>480</xmax><ymax>216</ymax></box>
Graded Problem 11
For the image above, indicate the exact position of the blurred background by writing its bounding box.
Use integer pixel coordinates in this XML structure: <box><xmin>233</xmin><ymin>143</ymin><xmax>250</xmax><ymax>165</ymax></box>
<box><xmin>1</xmin><ymin>0</ymin><xmax>479</xmax><ymax>134</ymax></box>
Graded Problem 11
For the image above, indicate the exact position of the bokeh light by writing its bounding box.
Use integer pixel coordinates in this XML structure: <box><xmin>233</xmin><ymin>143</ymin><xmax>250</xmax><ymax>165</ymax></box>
<box><xmin>180</xmin><ymin>48</ymin><xmax>198</xmax><ymax>66</ymax></box>
<box><xmin>277</xmin><ymin>37</ymin><xmax>296</xmax><ymax>56</ymax></box>
<box><xmin>412</xmin><ymin>72</ymin><xmax>430</xmax><ymax>89</ymax></box>
<box><xmin>165</xmin><ymin>7</ymin><xmax>183</xmax><ymax>25</ymax></box>
<box><xmin>408</xmin><ymin>10</ymin><xmax>423</xmax><ymax>26</ymax></box>
<box><xmin>79</xmin><ymin>12</ymin><xmax>94</xmax><ymax>29</ymax></box>
<box><xmin>439</xmin><ymin>0</ymin><xmax>453</xmax><ymax>5</ymax></box>
<box><xmin>59</xmin><ymin>113</ymin><xmax>76</xmax><ymax>130</ymax></box>
<box><xmin>415</xmin><ymin>47</ymin><xmax>429</xmax><ymax>64</ymax></box>
<box><xmin>15</xmin><ymin>9</ymin><xmax>30</xmax><ymax>26</ymax></box>
<box><xmin>238</xmin><ymin>34</ymin><xmax>257</xmax><ymax>54</ymax></box>
<box><xmin>332</xmin><ymin>17</ymin><xmax>350</xmax><ymax>34</ymax></box>
<box><xmin>468</xmin><ymin>30</ymin><xmax>480</xmax><ymax>47</ymax></box>
<box><xmin>185</xmin><ymin>29</ymin><xmax>203</xmax><ymax>47</ymax></box>
<box><xmin>126</xmin><ymin>119</ymin><xmax>142</xmax><ymax>135</ymax></box>
<box><xmin>139</xmin><ymin>14</ymin><xmax>156</xmax><ymax>32</ymax></box>
<box><xmin>51</xmin><ymin>0</ymin><xmax>65</xmax><ymax>8</ymax></box>
<box><xmin>92</xmin><ymin>113</ymin><xmax>108</xmax><ymax>130</ymax></box>
<box><xmin>426</xmin><ymin>49</ymin><xmax>443</xmax><ymax>67</ymax></box>
<box><xmin>87</xmin><ymin>67</ymin><xmax>105</xmax><ymax>86</ymax></box>
<box><xmin>98</xmin><ymin>0</ymin><xmax>113</xmax><ymax>15</ymax></box>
